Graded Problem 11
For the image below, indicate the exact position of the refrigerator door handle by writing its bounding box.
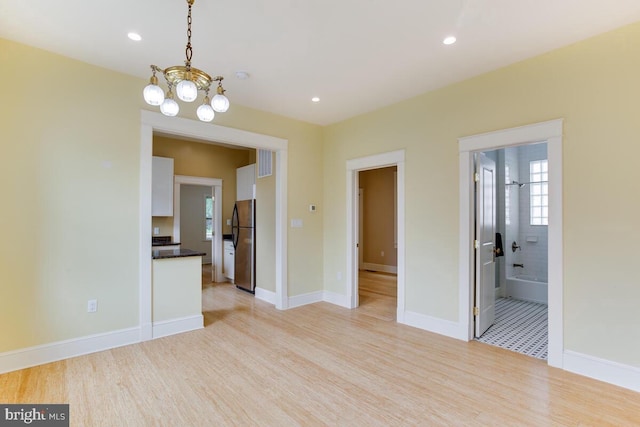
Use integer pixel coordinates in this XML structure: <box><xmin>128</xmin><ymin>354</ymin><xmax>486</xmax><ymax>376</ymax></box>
<box><xmin>231</xmin><ymin>203</ymin><xmax>239</xmax><ymax>250</ymax></box>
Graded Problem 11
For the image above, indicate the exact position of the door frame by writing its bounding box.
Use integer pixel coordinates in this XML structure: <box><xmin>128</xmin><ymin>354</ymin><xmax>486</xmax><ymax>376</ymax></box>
<box><xmin>458</xmin><ymin>119</ymin><xmax>563</xmax><ymax>367</ymax></box>
<box><xmin>358</xmin><ymin>188</ymin><xmax>364</xmax><ymax>270</ymax></box>
<box><xmin>173</xmin><ymin>176</ymin><xmax>223</xmax><ymax>282</ymax></box>
<box><xmin>139</xmin><ymin>110</ymin><xmax>288</xmax><ymax>341</ymax></box>
<box><xmin>346</xmin><ymin>150</ymin><xmax>405</xmax><ymax>321</ymax></box>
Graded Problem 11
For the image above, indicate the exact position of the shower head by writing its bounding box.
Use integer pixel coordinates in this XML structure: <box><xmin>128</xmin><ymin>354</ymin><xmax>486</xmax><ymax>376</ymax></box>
<box><xmin>506</xmin><ymin>180</ymin><xmax>526</xmax><ymax>188</ymax></box>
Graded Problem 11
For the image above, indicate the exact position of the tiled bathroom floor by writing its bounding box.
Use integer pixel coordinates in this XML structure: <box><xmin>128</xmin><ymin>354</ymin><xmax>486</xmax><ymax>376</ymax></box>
<box><xmin>477</xmin><ymin>297</ymin><xmax>548</xmax><ymax>360</ymax></box>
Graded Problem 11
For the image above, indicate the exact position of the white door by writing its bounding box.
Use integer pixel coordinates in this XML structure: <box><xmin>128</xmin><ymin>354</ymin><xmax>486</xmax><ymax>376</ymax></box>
<box><xmin>475</xmin><ymin>153</ymin><xmax>496</xmax><ymax>337</ymax></box>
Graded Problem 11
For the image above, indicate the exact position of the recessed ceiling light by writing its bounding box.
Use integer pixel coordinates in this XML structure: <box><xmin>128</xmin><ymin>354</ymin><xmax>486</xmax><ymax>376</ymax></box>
<box><xmin>128</xmin><ymin>32</ymin><xmax>142</xmax><ymax>41</ymax></box>
<box><xmin>235</xmin><ymin>71</ymin><xmax>250</xmax><ymax>80</ymax></box>
<box><xmin>443</xmin><ymin>36</ymin><xmax>456</xmax><ymax>45</ymax></box>
<box><xmin>311</xmin><ymin>97</ymin><xmax>320</xmax><ymax>103</ymax></box>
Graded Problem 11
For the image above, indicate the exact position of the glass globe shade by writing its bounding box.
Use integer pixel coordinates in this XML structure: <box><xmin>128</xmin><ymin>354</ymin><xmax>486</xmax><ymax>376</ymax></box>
<box><xmin>211</xmin><ymin>94</ymin><xmax>229</xmax><ymax>113</ymax></box>
<box><xmin>160</xmin><ymin>98</ymin><xmax>179</xmax><ymax>117</ymax></box>
<box><xmin>143</xmin><ymin>84</ymin><xmax>164</xmax><ymax>106</ymax></box>
<box><xmin>176</xmin><ymin>79</ymin><xmax>198</xmax><ymax>102</ymax></box>
<box><xmin>197</xmin><ymin>104</ymin><xmax>215</xmax><ymax>122</ymax></box>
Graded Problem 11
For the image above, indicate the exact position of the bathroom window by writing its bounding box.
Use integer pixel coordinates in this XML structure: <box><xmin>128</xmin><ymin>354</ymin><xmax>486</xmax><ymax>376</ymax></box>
<box><xmin>529</xmin><ymin>160</ymin><xmax>548</xmax><ymax>225</ymax></box>
<box><xmin>205</xmin><ymin>195</ymin><xmax>214</xmax><ymax>240</ymax></box>
<box><xmin>505</xmin><ymin>165</ymin><xmax>511</xmax><ymax>226</ymax></box>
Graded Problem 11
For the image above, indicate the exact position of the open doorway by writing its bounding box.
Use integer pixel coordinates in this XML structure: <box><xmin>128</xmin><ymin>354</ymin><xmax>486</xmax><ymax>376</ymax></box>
<box><xmin>346</xmin><ymin>150</ymin><xmax>405</xmax><ymax>322</ymax></box>
<box><xmin>458</xmin><ymin>119</ymin><xmax>563</xmax><ymax>367</ymax></box>
<box><xmin>173</xmin><ymin>179</ymin><xmax>223</xmax><ymax>282</ymax></box>
<box><xmin>474</xmin><ymin>144</ymin><xmax>549</xmax><ymax>360</ymax></box>
<box><xmin>140</xmin><ymin>111</ymin><xmax>288</xmax><ymax>341</ymax></box>
<box><xmin>357</xmin><ymin>167</ymin><xmax>398</xmax><ymax>321</ymax></box>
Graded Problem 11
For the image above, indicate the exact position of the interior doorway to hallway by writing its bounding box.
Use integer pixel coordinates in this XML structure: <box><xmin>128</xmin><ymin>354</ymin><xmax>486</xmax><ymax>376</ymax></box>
<box><xmin>356</xmin><ymin>166</ymin><xmax>398</xmax><ymax>321</ymax></box>
<box><xmin>346</xmin><ymin>150</ymin><xmax>405</xmax><ymax>320</ymax></box>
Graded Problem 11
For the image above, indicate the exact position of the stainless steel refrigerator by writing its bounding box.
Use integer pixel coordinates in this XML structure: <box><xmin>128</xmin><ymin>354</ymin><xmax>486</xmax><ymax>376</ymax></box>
<box><xmin>231</xmin><ymin>199</ymin><xmax>256</xmax><ymax>293</ymax></box>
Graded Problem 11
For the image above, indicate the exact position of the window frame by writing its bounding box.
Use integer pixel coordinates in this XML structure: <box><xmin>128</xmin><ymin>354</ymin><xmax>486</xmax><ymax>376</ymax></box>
<box><xmin>205</xmin><ymin>194</ymin><xmax>214</xmax><ymax>240</ymax></box>
<box><xmin>529</xmin><ymin>159</ymin><xmax>548</xmax><ymax>226</ymax></box>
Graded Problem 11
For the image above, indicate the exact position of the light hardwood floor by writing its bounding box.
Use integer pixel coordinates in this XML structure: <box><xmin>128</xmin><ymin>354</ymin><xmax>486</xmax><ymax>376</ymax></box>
<box><xmin>1</xmin><ymin>274</ymin><xmax>639</xmax><ymax>426</ymax></box>
<box><xmin>357</xmin><ymin>270</ymin><xmax>397</xmax><ymax>321</ymax></box>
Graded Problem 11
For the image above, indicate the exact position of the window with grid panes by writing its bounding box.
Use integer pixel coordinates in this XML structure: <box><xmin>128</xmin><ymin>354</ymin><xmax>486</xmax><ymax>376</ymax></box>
<box><xmin>529</xmin><ymin>160</ymin><xmax>548</xmax><ymax>225</ymax></box>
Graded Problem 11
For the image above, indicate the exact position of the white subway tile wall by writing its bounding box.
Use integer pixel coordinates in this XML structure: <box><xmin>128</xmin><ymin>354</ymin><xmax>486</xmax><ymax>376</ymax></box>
<box><xmin>517</xmin><ymin>143</ymin><xmax>548</xmax><ymax>282</ymax></box>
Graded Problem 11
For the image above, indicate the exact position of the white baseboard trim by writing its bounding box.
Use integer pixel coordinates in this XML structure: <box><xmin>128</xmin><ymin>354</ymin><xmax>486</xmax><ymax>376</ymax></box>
<box><xmin>323</xmin><ymin>290</ymin><xmax>351</xmax><ymax>308</ymax></box>
<box><xmin>0</xmin><ymin>327</ymin><xmax>140</xmax><ymax>375</ymax></box>
<box><xmin>288</xmin><ymin>291</ymin><xmax>323</xmax><ymax>309</ymax></box>
<box><xmin>563</xmin><ymin>350</ymin><xmax>640</xmax><ymax>393</ymax></box>
<box><xmin>401</xmin><ymin>310</ymin><xmax>467</xmax><ymax>341</ymax></box>
<box><xmin>255</xmin><ymin>287</ymin><xmax>276</xmax><ymax>305</ymax></box>
<box><xmin>362</xmin><ymin>263</ymin><xmax>397</xmax><ymax>274</ymax></box>
<box><xmin>152</xmin><ymin>315</ymin><xmax>203</xmax><ymax>339</ymax></box>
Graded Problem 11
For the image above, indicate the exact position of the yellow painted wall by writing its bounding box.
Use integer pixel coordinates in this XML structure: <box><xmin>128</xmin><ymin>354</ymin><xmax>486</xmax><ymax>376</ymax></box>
<box><xmin>0</xmin><ymin>37</ymin><xmax>324</xmax><ymax>355</ymax></box>
<box><xmin>323</xmin><ymin>22</ymin><xmax>640</xmax><ymax>366</ymax></box>
<box><xmin>0</xmin><ymin>38</ymin><xmax>141</xmax><ymax>352</ymax></box>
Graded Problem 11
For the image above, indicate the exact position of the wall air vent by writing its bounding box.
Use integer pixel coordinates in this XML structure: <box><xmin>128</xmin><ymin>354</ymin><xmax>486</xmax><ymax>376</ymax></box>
<box><xmin>258</xmin><ymin>149</ymin><xmax>273</xmax><ymax>178</ymax></box>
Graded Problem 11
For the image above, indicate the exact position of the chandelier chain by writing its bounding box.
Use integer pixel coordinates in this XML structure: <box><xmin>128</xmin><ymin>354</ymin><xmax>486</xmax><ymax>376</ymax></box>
<box><xmin>143</xmin><ymin>0</ymin><xmax>230</xmax><ymax>120</ymax></box>
<box><xmin>185</xmin><ymin>3</ymin><xmax>193</xmax><ymax>68</ymax></box>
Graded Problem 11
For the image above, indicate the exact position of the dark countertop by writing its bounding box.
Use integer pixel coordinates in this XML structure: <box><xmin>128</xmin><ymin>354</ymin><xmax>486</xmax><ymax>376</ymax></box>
<box><xmin>152</xmin><ymin>242</ymin><xmax>181</xmax><ymax>247</ymax></box>
<box><xmin>152</xmin><ymin>248</ymin><xmax>207</xmax><ymax>259</ymax></box>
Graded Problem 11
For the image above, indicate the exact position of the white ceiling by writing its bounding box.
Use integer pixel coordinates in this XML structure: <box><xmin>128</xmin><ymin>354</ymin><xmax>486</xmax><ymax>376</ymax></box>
<box><xmin>2</xmin><ymin>0</ymin><xmax>640</xmax><ymax>125</ymax></box>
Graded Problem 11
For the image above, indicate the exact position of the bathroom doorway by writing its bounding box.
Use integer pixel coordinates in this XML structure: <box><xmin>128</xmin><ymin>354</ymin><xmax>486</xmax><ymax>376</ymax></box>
<box><xmin>475</xmin><ymin>143</ymin><xmax>549</xmax><ymax>360</ymax></box>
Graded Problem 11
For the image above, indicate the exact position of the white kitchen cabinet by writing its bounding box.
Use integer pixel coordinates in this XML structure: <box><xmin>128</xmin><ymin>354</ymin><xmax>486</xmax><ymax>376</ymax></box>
<box><xmin>152</xmin><ymin>156</ymin><xmax>174</xmax><ymax>216</ymax></box>
<box><xmin>236</xmin><ymin>164</ymin><xmax>256</xmax><ymax>201</ymax></box>
<box><xmin>224</xmin><ymin>240</ymin><xmax>235</xmax><ymax>281</ymax></box>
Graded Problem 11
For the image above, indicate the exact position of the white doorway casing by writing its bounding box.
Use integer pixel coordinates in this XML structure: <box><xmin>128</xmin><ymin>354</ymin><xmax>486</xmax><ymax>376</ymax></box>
<box><xmin>140</xmin><ymin>110</ymin><xmax>288</xmax><ymax>341</ymax></box>
<box><xmin>458</xmin><ymin>119</ymin><xmax>563</xmax><ymax>368</ymax></box>
<box><xmin>346</xmin><ymin>150</ymin><xmax>405</xmax><ymax>321</ymax></box>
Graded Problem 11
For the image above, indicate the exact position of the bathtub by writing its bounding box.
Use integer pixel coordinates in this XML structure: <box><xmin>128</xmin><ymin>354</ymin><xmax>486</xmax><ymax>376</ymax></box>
<box><xmin>506</xmin><ymin>275</ymin><xmax>548</xmax><ymax>304</ymax></box>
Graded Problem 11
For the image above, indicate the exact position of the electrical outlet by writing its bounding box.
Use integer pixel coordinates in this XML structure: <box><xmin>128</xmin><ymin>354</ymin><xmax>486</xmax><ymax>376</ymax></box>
<box><xmin>153</xmin><ymin>227</ymin><xmax>160</xmax><ymax>235</ymax></box>
<box><xmin>337</xmin><ymin>271</ymin><xmax>342</xmax><ymax>280</ymax></box>
<box><xmin>381</xmin><ymin>251</ymin><xmax>385</xmax><ymax>257</ymax></box>
<box><xmin>87</xmin><ymin>299</ymin><xmax>97</xmax><ymax>313</ymax></box>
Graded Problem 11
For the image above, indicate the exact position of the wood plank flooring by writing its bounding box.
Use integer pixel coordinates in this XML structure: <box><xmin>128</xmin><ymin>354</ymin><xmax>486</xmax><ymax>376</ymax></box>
<box><xmin>357</xmin><ymin>270</ymin><xmax>397</xmax><ymax>321</ymax></box>
<box><xmin>1</xmin><ymin>275</ymin><xmax>639</xmax><ymax>426</ymax></box>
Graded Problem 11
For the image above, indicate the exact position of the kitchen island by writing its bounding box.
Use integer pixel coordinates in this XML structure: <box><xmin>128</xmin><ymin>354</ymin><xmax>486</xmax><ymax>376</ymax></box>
<box><xmin>151</xmin><ymin>248</ymin><xmax>206</xmax><ymax>338</ymax></box>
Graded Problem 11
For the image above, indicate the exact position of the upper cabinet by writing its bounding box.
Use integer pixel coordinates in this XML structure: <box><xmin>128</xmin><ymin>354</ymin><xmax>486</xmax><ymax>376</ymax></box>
<box><xmin>236</xmin><ymin>164</ymin><xmax>256</xmax><ymax>201</ymax></box>
<box><xmin>152</xmin><ymin>156</ymin><xmax>174</xmax><ymax>216</ymax></box>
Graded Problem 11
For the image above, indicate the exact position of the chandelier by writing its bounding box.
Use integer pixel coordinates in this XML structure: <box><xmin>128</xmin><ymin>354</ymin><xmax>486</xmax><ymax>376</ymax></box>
<box><xmin>142</xmin><ymin>0</ymin><xmax>229</xmax><ymax>122</ymax></box>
